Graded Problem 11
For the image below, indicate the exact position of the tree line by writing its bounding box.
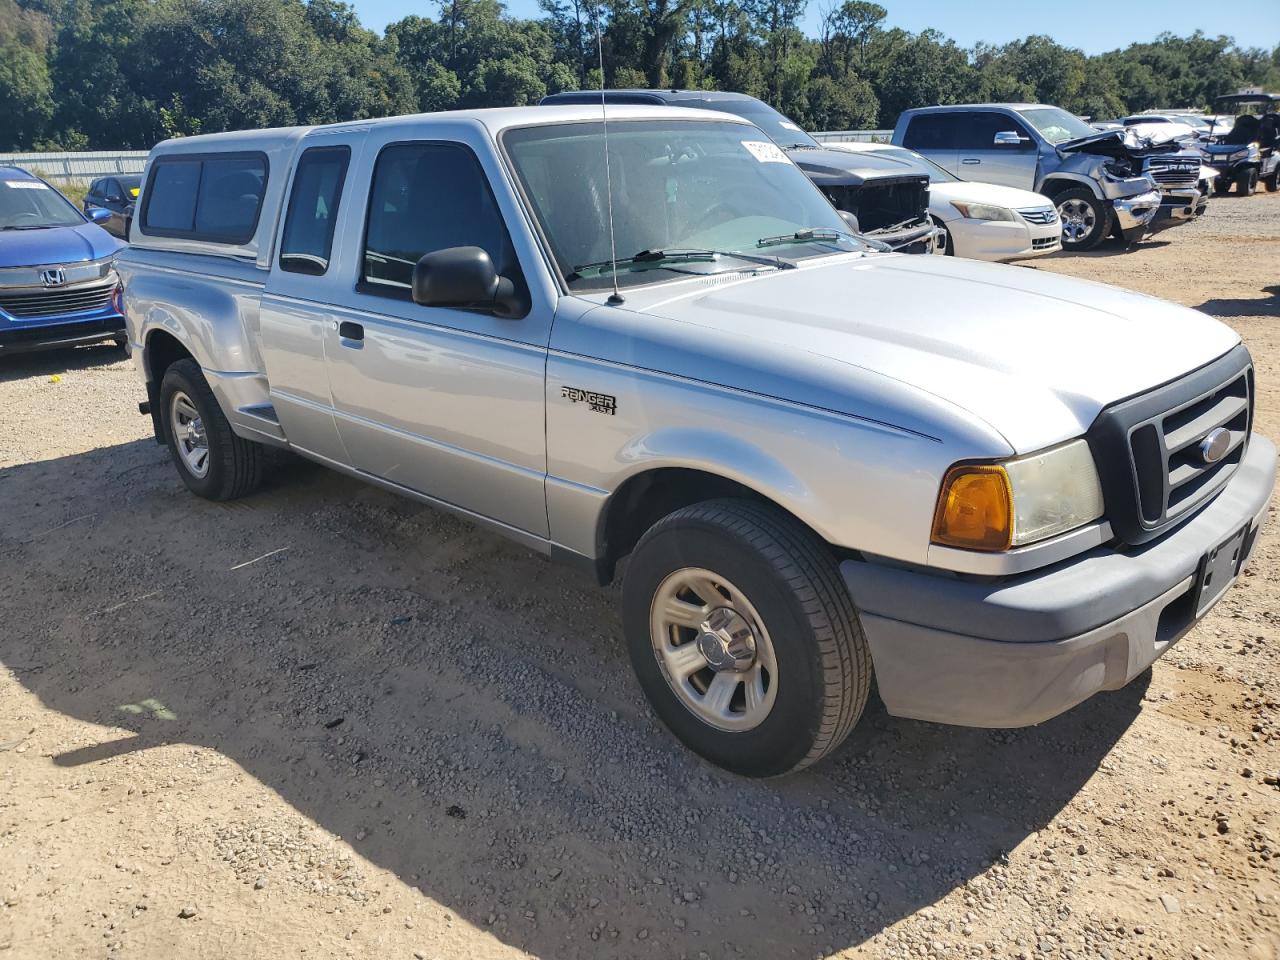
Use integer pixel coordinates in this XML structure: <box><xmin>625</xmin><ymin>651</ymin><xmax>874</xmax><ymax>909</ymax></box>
<box><xmin>2</xmin><ymin>0</ymin><xmax>1278</xmax><ymax>151</ymax></box>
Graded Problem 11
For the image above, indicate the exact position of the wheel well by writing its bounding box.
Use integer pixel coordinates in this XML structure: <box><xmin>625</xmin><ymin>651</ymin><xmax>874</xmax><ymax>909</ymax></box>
<box><xmin>597</xmin><ymin>468</ymin><xmax>798</xmax><ymax>585</ymax></box>
<box><xmin>1039</xmin><ymin>178</ymin><xmax>1089</xmax><ymax>201</ymax></box>
<box><xmin>145</xmin><ymin>330</ymin><xmax>194</xmax><ymax>384</ymax></box>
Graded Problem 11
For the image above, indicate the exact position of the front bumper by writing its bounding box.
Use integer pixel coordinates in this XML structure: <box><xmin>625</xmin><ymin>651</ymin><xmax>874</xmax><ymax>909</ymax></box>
<box><xmin>842</xmin><ymin>435</ymin><xmax>1275</xmax><ymax>728</ymax></box>
<box><xmin>1153</xmin><ymin>187</ymin><xmax>1208</xmax><ymax>226</ymax></box>
<box><xmin>0</xmin><ymin>314</ymin><xmax>125</xmax><ymax>354</ymax></box>
<box><xmin>871</xmin><ymin>220</ymin><xmax>937</xmax><ymax>255</ymax></box>
<box><xmin>943</xmin><ymin>216</ymin><xmax>1061</xmax><ymax>262</ymax></box>
<box><xmin>1111</xmin><ymin>189</ymin><xmax>1162</xmax><ymax>241</ymax></box>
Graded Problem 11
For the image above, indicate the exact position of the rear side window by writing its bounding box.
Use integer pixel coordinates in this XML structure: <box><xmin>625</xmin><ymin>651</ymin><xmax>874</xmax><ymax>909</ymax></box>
<box><xmin>279</xmin><ymin>146</ymin><xmax>350</xmax><ymax>276</ymax></box>
<box><xmin>903</xmin><ymin>114</ymin><xmax>962</xmax><ymax>150</ymax></box>
<box><xmin>360</xmin><ymin>141</ymin><xmax>527</xmax><ymax>308</ymax></box>
<box><xmin>141</xmin><ymin>153</ymin><xmax>267</xmax><ymax>244</ymax></box>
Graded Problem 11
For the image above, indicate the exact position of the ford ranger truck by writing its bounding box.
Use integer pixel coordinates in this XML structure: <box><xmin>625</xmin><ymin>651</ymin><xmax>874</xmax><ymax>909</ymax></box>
<box><xmin>115</xmin><ymin>106</ymin><xmax>1275</xmax><ymax>777</ymax></box>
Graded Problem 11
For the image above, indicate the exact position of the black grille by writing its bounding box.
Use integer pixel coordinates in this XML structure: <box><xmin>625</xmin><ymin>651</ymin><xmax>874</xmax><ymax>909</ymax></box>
<box><xmin>0</xmin><ymin>281</ymin><xmax>115</xmax><ymax>319</ymax></box>
<box><xmin>1088</xmin><ymin>345</ymin><xmax>1253</xmax><ymax>545</ymax></box>
<box><xmin>1145</xmin><ymin>158</ymin><xmax>1199</xmax><ymax>189</ymax></box>
<box><xmin>1031</xmin><ymin>236</ymin><xmax>1060</xmax><ymax>250</ymax></box>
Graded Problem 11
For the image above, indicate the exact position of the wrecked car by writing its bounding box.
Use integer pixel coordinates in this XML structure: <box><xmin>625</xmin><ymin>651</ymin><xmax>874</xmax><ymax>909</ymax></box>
<box><xmin>1203</xmin><ymin>94</ymin><xmax>1280</xmax><ymax>195</ymax></box>
<box><xmin>891</xmin><ymin>104</ymin><xmax>1191</xmax><ymax>250</ymax></box>
<box><xmin>541</xmin><ymin>90</ymin><xmax>938</xmax><ymax>254</ymax></box>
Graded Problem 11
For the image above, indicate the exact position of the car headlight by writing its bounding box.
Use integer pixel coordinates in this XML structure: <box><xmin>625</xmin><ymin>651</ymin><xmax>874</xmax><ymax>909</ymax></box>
<box><xmin>950</xmin><ymin>201</ymin><xmax>1016</xmax><ymax>222</ymax></box>
<box><xmin>931</xmin><ymin>440</ymin><xmax>1105</xmax><ymax>551</ymax></box>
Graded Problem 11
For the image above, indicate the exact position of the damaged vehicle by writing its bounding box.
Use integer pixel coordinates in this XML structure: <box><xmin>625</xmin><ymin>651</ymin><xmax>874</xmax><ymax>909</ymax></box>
<box><xmin>1202</xmin><ymin>94</ymin><xmax>1279</xmax><ymax>195</ymax></box>
<box><xmin>892</xmin><ymin>104</ymin><xmax>1182</xmax><ymax>251</ymax></box>
<box><xmin>541</xmin><ymin>90</ymin><xmax>938</xmax><ymax>253</ymax></box>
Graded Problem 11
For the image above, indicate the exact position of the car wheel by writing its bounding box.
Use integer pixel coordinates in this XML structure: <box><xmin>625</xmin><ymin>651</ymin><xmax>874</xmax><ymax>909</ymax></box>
<box><xmin>1213</xmin><ymin>178</ymin><xmax>1232</xmax><ymax>196</ymax></box>
<box><xmin>622</xmin><ymin>499</ymin><xmax>871</xmax><ymax>777</ymax></box>
<box><xmin>1055</xmin><ymin>188</ymin><xmax>1112</xmax><ymax>251</ymax></box>
<box><xmin>1237</xmin><ymin>168</ymin><xmax>1257</xmax><ymax>196</ymax></box>
<box><xmin>160</xmin><ymin>358</ymin><xmax>263</xmax><ymax>500</ymax></box>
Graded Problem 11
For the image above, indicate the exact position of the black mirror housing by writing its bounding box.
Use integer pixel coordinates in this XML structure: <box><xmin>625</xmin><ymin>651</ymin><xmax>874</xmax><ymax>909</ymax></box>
<box><xmin>411</xmin><ymin>246</ymin><xmax>521</xmax><ymax>317</ymax></box>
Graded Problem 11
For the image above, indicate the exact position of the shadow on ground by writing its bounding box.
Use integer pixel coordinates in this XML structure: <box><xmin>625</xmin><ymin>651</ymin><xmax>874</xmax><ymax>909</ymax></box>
<box><xmin>0</xmin><ymin>341</ymin><xmax>126</xmax><ymax>383</ymax></box>
<box><xmin>0</xmin><ymin>440</ymin><xmax>1148</xmax><ymax>958</ymax></box>
<box><xmin>1194</xmin><ymin>284</ymin><xmax>1280</xmax><ymax>319</ymax></box>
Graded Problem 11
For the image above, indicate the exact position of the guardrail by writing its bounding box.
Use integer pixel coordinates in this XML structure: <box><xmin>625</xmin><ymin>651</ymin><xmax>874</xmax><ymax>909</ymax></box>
<box><xmin>810</xmin><ymin>130</ymin><xmax>892</xmax><ymax>143</ymax></box>
<box><xmin>0</xmin><ymin>150</ymin><xmax>148</xmax><ymax>185</ymax></box>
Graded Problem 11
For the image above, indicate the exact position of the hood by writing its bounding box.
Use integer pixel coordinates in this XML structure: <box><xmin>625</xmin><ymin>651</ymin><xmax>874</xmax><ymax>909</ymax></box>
<box><xmin>927</xmin><ymin>180</ymin><xmax>1051</xmax><ymax>212</ymax></box>
<box><xmin>788</xmin><ymin>146</ymin><xmax>928</xmax><ymax>187</ymax></box>
<box><xmin>0</xmin><ymin>221</ymin><xmax>124</xmax><ymax>269</ymax></box>
<box><xmin>1057</xmin><ymin>128</ymin><xmax>1180</xmax><ymax>159</ymax></box>
<box><xmin>621</xmin><ymin>254</ymin><xmax>1239</xmax><ymax>453</ymax></box>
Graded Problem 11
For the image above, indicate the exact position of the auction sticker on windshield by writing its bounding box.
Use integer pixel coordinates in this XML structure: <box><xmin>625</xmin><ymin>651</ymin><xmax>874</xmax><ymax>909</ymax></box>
<box><xmin>742</xmin><ymin>140</ymin><xmax>790</xmax><ymax>163</ymax></box>
<box><xmin>4</xmin><ymin>181</ymin><xmax>50</xmax><ymax>190</ymax></box>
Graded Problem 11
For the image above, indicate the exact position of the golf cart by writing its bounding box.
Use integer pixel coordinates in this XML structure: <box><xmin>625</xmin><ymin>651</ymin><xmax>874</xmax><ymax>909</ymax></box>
<box><xmin>1202</xmin><ymin>93</ymin><xmax>1279</xmax><ymax>195</ymax></box>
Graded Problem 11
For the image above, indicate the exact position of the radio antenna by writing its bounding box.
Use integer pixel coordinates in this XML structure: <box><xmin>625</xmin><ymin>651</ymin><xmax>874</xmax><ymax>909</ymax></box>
<box><xmin>588</xmin><ymin>7</ymin><xmax>624</xmax><ymax>305</ymax></box>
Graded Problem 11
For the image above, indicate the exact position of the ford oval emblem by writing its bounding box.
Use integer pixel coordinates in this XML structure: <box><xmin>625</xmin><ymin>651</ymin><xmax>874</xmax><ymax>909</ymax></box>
<box><xmin>1199</xmin><ymin>427</ymin><xmax>1232</xmax><ymax>464</ymax></box>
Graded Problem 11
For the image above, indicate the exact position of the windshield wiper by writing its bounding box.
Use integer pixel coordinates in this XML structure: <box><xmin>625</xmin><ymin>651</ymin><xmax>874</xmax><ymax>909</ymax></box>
<box><xmin>1</xmin><ymin>225</ymin><xmax>52</xmax><ymax>231</ymax></box>
<box><xmin>756</xmin><ymin>227</ymin><xmax>858</xmax><ymax>249</ymax></box>
<box><xmin>569</xmin><ymin>247</ymin><xmax>794</xmax><ymax>278</ymax></box>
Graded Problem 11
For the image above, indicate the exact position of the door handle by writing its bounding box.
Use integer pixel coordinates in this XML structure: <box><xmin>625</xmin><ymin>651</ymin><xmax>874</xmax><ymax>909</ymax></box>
<box><xmin>338</xmin><ymin>321</ymin><xmax>364</xmax><ymax>342</ymax></box>
<box><xmin>961</xmin><ymin>158</ymin><xmax>981</xmax><ymax>164</ymax></box>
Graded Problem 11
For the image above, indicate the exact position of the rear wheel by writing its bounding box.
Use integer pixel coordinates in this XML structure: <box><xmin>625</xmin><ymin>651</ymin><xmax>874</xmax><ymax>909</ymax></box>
<box><xmin>1237</xmin><ymin>167</ymin><xmax>1258</xmax><ymax>196</ymax></box>
<box><xmin>160</xmin><ymin>358</ymin><xmax>262</xmax><ymax>500</ymax></box>
<box><xmin>1264</xmin><ymin>169</ymin><xmax>1279</xmax><ymax>192</ymax></box>
<box><xmin>622</xmin><ymin>499</ymin><xmax>871</xmax><ymax>777</ymax></box>
<box><xmin>1055</xmin><ymin>188</ymin><xmax>1111</xmax><ymax>251</ymax></box>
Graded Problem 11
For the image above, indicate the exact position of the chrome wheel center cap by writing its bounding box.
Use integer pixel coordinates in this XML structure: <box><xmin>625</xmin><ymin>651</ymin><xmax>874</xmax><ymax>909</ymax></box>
<box><xmin>696</xmin><ymin>607</ymin><xmax>757</xmax><ymax>673</ymax></box>
<box><xmin>186</xmin><ymin>420</ymin><xmax>204</xmax><ymax>445</ymax></box>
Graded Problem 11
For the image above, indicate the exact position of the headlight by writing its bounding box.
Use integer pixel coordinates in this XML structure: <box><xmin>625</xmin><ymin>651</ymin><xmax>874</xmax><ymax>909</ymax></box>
<box><xmin>931</xmin><ymin>440</ymin><xmax>1105</xmax><ymax>551</ymax></box>
<box><xmin>950</xmin><ymin>201</ymin><xmax>1016</xmax><ymax>222</ymax></box>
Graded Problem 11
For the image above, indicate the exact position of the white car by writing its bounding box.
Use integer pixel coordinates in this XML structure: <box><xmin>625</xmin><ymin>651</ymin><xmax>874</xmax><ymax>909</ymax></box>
<box><xmin>827</xmin><ymin>142</ymin><xmax>1062</xmax><ymax>262</ymax></box>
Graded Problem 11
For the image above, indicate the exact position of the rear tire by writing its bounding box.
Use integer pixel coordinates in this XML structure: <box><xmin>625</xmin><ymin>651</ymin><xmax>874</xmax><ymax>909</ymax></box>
<box><xmin>159</xmin><ymin>358</ymin><xmax>262</xmax><ymax>500</ymax></box>
<box><xmin>1264</xmin><ymin>169</ymin><xmax>1279</xmax><ymax>192</ymax></box>
<box><xmin>1054</xmin><ymin>188</ymin><xmax>1111</xmax><ymax>251</ymax></box>
<box><xmin>621</xmin><ymin>499</ymin><xmax>871</xmax><ymax>777</ymax></box>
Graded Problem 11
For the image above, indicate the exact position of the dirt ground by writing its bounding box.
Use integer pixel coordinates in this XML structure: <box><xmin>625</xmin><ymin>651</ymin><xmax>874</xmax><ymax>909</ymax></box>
<box><xmin>1</xmin><ymin>192</ymin><xmax>1278</xmax><ymax>960</ymax></box>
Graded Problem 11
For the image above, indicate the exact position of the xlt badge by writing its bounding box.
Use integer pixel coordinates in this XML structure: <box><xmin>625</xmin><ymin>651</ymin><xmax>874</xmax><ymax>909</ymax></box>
<box><xmin>561</xmin><ymin>385</ymin><xmax>616</xmax><ymax>416</ymax></box>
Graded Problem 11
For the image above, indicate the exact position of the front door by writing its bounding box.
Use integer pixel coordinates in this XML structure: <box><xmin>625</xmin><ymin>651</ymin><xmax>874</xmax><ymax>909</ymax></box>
<box><xmin>954</xmin><ymin>111</ymin><xmax>1038</xmax><ymax>190</ymax></box>
<box><xmin>321</xmin><ymin>132</ymin><xmax>553</xmax><ymax>538</ymax></box>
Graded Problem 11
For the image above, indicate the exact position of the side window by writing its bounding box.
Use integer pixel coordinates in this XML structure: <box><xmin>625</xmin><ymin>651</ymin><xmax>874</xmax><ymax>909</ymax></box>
<box><xmin>86</xmin><ymin>179</ymin><xmax>101</xmax><ymax>201</ymax></box>
<box><xmin>903</xmin><ymin>114</ymin><xmax>960</xmax><ymax>150</ymax></box>
<box><xmin>959</xmin><ymin>112</ymin><xmax>1033</xmax><ymax>150</ymax></box>
<box><xmin>141</xmin><ymin>153</ymin><xmax>267</xmax><ymax>244</ymax></box>
<box><xmin>360</xmin><ymin>141</ymin><xmax>527</xmax><ymax>311</ymax></box>
<box><xmin>279</xmin><ymin>146</ymin><xmax>350</xmax><ymax>276</ymax></box>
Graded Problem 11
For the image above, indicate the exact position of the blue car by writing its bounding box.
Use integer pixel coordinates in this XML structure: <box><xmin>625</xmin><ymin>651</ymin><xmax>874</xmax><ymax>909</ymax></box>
<box><xmin>0</xmin><ymin>165</ymin><xmax>127</xmax><ymax>355</ymax></box>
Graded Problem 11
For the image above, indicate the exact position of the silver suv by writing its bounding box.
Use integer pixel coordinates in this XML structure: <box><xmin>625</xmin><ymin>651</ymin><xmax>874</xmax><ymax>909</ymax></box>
<box><xmin>892</xmin><ymin>104</ymin><xmax>1193</xmax><ymax>250</ymax></box>
<box><xmin>116</xmin><ymin>105</ymin><xmax>1274</xmax><ymax>776</ymax></box>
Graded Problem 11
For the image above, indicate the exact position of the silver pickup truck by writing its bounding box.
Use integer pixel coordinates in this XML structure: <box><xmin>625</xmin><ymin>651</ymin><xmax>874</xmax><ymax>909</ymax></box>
<box><xmin>117</xmin><ymin>105</ymin><xmax>1275</xmax><ymax>777</ymax></box>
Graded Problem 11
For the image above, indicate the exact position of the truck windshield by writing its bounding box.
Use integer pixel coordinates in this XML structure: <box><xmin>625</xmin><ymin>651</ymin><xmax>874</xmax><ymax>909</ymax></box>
<box><xmin>0</xmin><ymin>178</ymin><xmax>85</xmax><ymax>230</ymax></box>
<box><xmin>1017</xmin><ymin>107</ymin><xmax>1098</xmax><ymax>144</ymax></box>
<box><xmin>503</xmin><ymin>119</ymin><xmax>866</xmax><ymax>292</ymax></box>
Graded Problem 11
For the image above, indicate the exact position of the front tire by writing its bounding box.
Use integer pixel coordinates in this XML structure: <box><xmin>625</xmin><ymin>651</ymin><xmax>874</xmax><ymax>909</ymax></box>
<box><xmin>622</xmin><ymin>499</ymin><xmax>871</xmax><ymax>777</ymax></box>
<box><xmin>160</xmin><ymin>358</ymin><xmax>262</xmax><ymax>500</ymax></box>
<box><xmin>1237</xmin><ymin>167</ymin><xmax>1258</xmax><ymax>196</ymax></box>
<box><xmin>1055</xmin><ymin>188</ymin><xmax>1112</xmax><ymax>251</ymax></box>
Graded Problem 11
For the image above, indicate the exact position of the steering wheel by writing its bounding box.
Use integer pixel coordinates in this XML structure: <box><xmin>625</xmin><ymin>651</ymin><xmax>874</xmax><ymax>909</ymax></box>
<box><xmin>690</xmin><ymin>201</ymin><xmax>743</xmax><ymax>234</ymax></box>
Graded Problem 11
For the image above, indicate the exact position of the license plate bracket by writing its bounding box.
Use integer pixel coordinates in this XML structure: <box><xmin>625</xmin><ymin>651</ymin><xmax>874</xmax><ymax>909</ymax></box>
<box><xmin>1194</xmin><ymin>524</ymin><xmax>1249</xmax><ymax>618</ymax></box>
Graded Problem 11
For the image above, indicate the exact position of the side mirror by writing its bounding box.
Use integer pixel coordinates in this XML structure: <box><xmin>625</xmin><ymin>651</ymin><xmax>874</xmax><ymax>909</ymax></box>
<box><xmin>839</xmin><ymin>210</ymin><xmax>861</xmax><ymax>233</ymax></box>
<box><xmin>411</xmin><ymin>246</ymin><xmax>522</xmax><ymax>318</ymax></box>
<box><xmin>993</xmin><ymin>131</ymin><xmax>1026</xmax><ymax>147</ymax></box>
<box><xmin>87</xmin><ymin>207</ymin><xmax>112</xmax><ymax>224</ymax></box>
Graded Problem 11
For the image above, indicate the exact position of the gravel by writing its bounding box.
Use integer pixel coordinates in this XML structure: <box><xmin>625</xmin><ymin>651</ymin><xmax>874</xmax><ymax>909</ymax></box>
<box><xmin>0</xmin><ymin>191</ymin><xmax>1277</xmax><ymax>959</ymax></box>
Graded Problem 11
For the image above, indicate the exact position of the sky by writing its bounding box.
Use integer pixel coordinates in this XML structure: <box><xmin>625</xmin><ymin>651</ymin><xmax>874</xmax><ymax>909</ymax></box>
<box><xmin>350</xmin><ymin>0</ymin><xmax>1280</xmax><ymax>54</ymax></box>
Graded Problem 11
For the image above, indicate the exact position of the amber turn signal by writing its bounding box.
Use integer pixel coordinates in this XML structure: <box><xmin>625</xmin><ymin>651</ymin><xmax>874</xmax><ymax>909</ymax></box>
<box><xmin>931</xmin><ymin>464</ymin><xmax>1013</xmax><ymax>551</ymax></box>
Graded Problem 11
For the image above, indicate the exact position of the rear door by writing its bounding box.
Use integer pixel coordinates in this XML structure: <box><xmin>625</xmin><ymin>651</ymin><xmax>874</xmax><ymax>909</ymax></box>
<box><xmin>260</xmin><ymin>133</ymin><xmax>362</xmax><ymax>466</ymax></box>
<box><xmin>318</xmin><ymin>123</ymin><xmax>554</xmax><ymax>538</ymax></box>
<box><xmin>901</xmin><ymin>113</ymin><xmax>961</xmax><ymax>174</ymax></box>
<box><xmin>955</xmin><ymin>111</ymin><xmax>1037</xmax><ymax>189</ymax></box>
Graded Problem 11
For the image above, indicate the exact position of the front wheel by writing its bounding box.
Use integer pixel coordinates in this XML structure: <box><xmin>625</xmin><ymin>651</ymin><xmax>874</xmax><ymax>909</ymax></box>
<box><xmin>1055</xmin><ymin>188</ymin><xmax>1112</xmax><ymax>251</ymax></box>
<box><xmin>622</xmin><ymin>499</ymin><xmax>871</xmax><ymax>777</ymax></box>
<box><xmin>160</xmin><ymin>358</ymin><xmax>263</xmax><ymax>500</ymax></box>
<box><xmin>1237</xmin><ymin>168</ymin><xmax>1258</xmax><ymax>196</ymax></box>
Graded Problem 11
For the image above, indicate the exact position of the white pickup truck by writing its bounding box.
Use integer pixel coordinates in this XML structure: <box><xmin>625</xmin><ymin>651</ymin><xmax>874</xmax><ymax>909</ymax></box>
<box><xmin>117</xmin><ymin>105</ymin><xmax>1274</xmax><ymax>776</ymax></box>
